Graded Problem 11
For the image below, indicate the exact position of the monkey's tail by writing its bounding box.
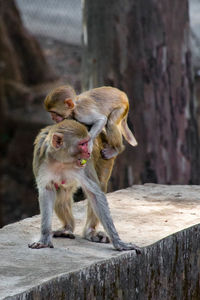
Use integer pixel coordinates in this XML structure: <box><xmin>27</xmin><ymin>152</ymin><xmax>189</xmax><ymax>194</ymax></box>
<box><xmin>121</xmin><ymin>116</ymin><xmax>138</xmax><ymax>147</ymax></box>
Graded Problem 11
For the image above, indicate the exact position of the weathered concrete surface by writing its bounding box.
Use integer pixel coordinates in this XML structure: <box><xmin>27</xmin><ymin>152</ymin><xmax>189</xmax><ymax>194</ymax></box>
<box><xmin>1</xmin><ymin>184</ymin><xmax>200</xmax><ymax>299</ymax></box>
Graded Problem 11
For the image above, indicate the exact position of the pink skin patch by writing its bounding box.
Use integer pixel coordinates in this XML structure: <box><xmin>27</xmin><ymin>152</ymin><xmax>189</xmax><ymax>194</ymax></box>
<box><xmin>50</xmin><ymin>112</ymin><xmax>64</xmax><ymax>123</ymax></box>
<box><xmin>54</xmin><ymin>180</ymin><xmax>66</xmax><ymax>191</ymax></box>
<box><xmin>54</xmin><ymin>183</ymin><xmax>59</xmax><ymax>191</ymax></box>
<box><xmin>78</xmin><ymin>138</ymin><xmax>91</xmax><ymax>159</ymax></box>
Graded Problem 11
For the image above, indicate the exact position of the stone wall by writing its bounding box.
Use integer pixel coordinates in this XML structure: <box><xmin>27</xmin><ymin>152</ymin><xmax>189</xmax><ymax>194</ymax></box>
<box><xmin>1</xmin><ymin>185</ymin><xmax>200</xmax><ymax>299</ymax></box>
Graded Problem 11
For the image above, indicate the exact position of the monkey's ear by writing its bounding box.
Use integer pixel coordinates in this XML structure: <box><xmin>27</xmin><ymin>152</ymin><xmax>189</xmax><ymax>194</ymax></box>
<box><xmin>64</xmin><ymin>98</ymin><xmax>75</xmax><ymax>109</ymax></box>
<box><xmin>52</xmin><ymin>133</ymin><xmax>63</xmax><ymax>149</ymax></box>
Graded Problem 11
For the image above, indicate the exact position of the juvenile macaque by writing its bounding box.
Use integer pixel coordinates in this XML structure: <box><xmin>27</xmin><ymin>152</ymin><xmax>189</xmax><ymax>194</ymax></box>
<box><xmin>44</xmin><ymin>85</ymin><xmax>138</xmax><ymax>159</ymax></box>
<box><xmin>29</xmin><ymin>119</ymin><xmax>140</xmax><ymax>252</ymax></box>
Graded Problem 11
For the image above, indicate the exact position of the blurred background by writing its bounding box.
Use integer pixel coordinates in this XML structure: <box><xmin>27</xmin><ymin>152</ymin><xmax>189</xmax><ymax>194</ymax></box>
<box><xmin>0</xmin><ymin>0</ymin><xmax>200</xmax><ymax>227</ymax></box>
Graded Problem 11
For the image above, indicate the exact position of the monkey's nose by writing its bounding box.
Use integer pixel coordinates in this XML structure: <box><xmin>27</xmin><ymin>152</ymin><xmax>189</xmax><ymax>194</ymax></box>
<box><xmin>84</xmin><ymin>151</ymin><xmax>90</xmax><ymax>159</ymax></box>
<box><xmin>81</xmin><ymin>152</ymin><xmax>90</xmax><ymax>159</ymax></box>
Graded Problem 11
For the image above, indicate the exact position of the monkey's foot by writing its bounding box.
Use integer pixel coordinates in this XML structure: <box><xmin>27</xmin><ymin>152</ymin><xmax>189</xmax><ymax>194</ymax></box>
<box><xmin>53</xmin><ymin>228</ymin><xmax>75</xmax><ymax>239</ymax></box>
<box><xmin>84</xmin><ymin>230</ymin><xmax>110</xmax><ymax>243</ymax></box>
<box><xmin>113</xmin><ymin>240</ymin><xmax>141</xmax><ymax>253</ymax></box>
<box><xmin>101</xmin><ymin>147</ymin><xmax>118</xmax><ymax>160</ymax></box>
<box><xmin>28</xmin><ymin>241</ymin><xmax>54</xmax><ymax>249</ymax></box>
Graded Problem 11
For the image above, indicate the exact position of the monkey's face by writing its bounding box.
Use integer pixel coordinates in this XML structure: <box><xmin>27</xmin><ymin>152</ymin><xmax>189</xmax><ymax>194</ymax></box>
<box><xmin>48</xmin><ymin>98</ymin><xmax>75</xmax><ymax>123</ymax></box>
<box><xmin>51</xmin><ymin>134</ymin><xmax>91</xmax><ymax>168</ymax></box>
<box><xmin>65</xmin><ymin>136</ymin><xmax>91</xmax><ymax>168</ymax></box>
<box><xmin>76</xmin><ymin>138</ymin><xmax>91</xmax><ymax>167</ymax></box>
<box><xmin>50</xmin><ymin>121</ymin><xmax>91</xmax><ymax>168</ymax></box>
<box><xmin>44</xmin><ymin>85</ymin><xmax>77</xmax><ymax>123</ymax></box>
<box><xmin>50</xmin><ymin>111</ymin><xmax>65</xmax><ymax>123</ymax></box>
<box><xmin>49</xmin><ymin>107</ymin><xmax>74</xmax><ymax>123</ymax></box>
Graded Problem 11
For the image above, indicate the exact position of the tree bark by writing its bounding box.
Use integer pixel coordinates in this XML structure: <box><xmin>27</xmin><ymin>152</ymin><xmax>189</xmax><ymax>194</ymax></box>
<box><xmin>82</xmin><ymin>0</ymin><xmax>200</xmax><ymax>188</ymax></box>
<box><xmin>0</xmin><ymin>0</ymin><xmax>54</xmax><ymax>85</ymax></box>
<box><xmin>0</xmin><ymin>0</ymin><xmax>56</xmax><ymax>226</ymax></box>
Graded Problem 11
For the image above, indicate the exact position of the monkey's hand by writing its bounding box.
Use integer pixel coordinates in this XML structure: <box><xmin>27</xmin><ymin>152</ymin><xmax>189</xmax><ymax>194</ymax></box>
<box><xmin>28</xmin><ymin>236</ymin><xmax>54</xmax><ymax>249</ymax></box>
<box><xmin>101</xmin><ymin>145</ymin><xmax>118</xmax><ymax>160</ymax></box>
<box><xmin>113</xmin><ymin>239</ymin><xmax>141</xmax><ymax>253</ymax></box>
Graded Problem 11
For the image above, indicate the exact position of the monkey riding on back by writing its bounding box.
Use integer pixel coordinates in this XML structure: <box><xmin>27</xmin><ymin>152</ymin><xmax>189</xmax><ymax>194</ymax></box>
<box><xmin>44</xmin><ymin>85</ymin><xmax>138</xmax><ymax>159</ymax></box>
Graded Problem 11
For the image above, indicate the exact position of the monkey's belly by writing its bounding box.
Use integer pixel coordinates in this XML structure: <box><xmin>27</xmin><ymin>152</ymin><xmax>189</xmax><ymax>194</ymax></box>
<box><xmin>45</xmin><ymin>176</ymin><xmax>77</xmax><ymax>192</ymax></box>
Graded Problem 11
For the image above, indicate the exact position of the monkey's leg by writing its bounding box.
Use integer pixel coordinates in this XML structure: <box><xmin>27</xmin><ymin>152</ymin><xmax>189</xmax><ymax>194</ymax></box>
<box><xmin>101</xmin><ymin>108</ymin><xmax>125</xmax><ymax>159</ymax></box>
<box><xmin>82</xmin><ymin>176</ymin><xmax>141</xmax><ymax>252</ymax></box>
<box><xmin>53</xmin><ymin>188</ymin><xmax>75</xmax><ymax>239</ymax></box>
<box><xmin>83</xmin><ymin>159</ymin><xmax>111</xmax><ymax>243</ymax></box>
<box><xmin>98</xmin><ymin>158</ymin><xmax>115</xmax><ymax>193</ymax></box>
<box><xmin>83</xmin><ymin>201</ymin><xmax>110</xmax><ymax>243</ymax></box>
<box><xmin>29</xmin><ymin>188</ymin><xmax>55</xmax><ymax>249</ymax></box>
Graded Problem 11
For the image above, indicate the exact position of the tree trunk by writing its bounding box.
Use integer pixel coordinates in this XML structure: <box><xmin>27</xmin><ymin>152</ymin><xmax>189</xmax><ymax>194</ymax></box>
<box><xmin>0</xmin><ymin>0</ymin><xmax>56</xmax><ymax>226</ymax></box>
<box><xmin>0</xmin><ymin>0</ymin><xmax>55</xmax><ymax>85</ymax></box>
<box><xmin>82</xmin><ymin>0</ymin><xmax>200</xmax><ymax>189</ymax></box>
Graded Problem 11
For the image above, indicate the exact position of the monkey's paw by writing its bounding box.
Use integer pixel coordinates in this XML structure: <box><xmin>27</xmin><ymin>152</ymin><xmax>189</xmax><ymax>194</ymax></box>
<box><xmin>101</xmin><ymin>147</ymin><xmax>118</xmax><ymax>160</ymax></box>
<box><xmin>85</xmin><ymin>230</ymin><xmax>110</xmax><ymax>243</ymax></box>
<box><xmin>113</xmin><ymin>240</ymin><xmax>141</xmax><ymax>253</ymax></box>
<box><xmin>53</xmin><ymin>228</ymin><xmax>75</xmax><ymax>239</ymax></box>
<box><xmin>28</xmin><ymin>241</ymin><xmax>54</xmax><ymax>249</ymax></box>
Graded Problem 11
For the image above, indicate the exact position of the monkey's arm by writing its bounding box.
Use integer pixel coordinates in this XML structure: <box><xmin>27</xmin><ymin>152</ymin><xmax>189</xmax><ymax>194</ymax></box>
<box><xmin>88</xmin><ymin>116</ymin><xmax>107</xmax><ymax>140</ymax></box>
<box><xmin>75</xmin><ymin>107</ymin><xmax>107</xmax><ymax>141</ymax></box>
<box><xmin>80</xmin><ymin>170</ymin><xmax>140</xmax><ymax>252</ymax></box>
<box><xmin>86</xmin><ymin>116</ymin><xmax>107</xmax><ymax>153</ymax></box>
<box><xmin>76</xmin><ymin>115</ymin><xmax>107</xmax><ymax>153</ymax></box>
<box><xmin>29</xmin><ymin>188</ymin><xmax>55</xmax><ymax>249</ymax></box>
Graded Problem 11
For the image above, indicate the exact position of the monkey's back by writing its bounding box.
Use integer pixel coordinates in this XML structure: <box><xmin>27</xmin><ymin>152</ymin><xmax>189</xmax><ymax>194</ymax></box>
<box><xmin>78</xmin><ymin>86</ymin><xmax>129</xmax><ymax>116</ymax></box>
<box><xmin>33</xmin><ymin>126</ymin><xmax>52</xmax><ymax>177</ymax></box>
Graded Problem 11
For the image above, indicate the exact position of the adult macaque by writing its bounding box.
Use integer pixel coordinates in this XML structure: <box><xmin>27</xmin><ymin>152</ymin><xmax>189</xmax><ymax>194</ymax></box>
<box><xmin>29</xmin><ymin>120</ymin><xmax>140</xmax><ymax>252</ymax></box>
<box><xmin>44</xmin><ymin>85</ymin><xmax>138</xmax><ymax>159</ymax></box>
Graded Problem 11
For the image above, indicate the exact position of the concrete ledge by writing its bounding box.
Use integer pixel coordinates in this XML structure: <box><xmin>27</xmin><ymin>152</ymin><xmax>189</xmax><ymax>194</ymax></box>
<box><xmin>1</xmin><ymin>184</ymin><xmax>200</xmax><ymax>299</ymax></box>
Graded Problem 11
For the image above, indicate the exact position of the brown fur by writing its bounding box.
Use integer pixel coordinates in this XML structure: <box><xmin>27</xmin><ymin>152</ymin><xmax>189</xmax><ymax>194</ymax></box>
<box><xmin>30</xmin><ymin>120</ymin><xmax>140</xmax><ymax>251</ymax></box>
<box><xmin>43</xmin><ymin>86</ymin><xmax>136</xmax><ymax>237</ymax></box>
<box><xmin>32</xmin><ymin>120</ymin><xmax>115</xmax><ymax>243</ymax></box>
<box><xmin>44</xmin><ymin>85</ymin><xmax>138</xmax><ymax>159</ymax></box>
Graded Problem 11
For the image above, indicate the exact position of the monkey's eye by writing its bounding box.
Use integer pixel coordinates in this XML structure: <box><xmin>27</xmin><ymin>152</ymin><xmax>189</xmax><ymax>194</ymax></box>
<box><xmin>79</xmin><ymin>142</ymin><xmax>88</xmax><ymax>146</ymax></box>
<box><xmin>78</xmin><ymin>139</ymin><xmax>89</xmax><ymax>147</ymax></box>
<box><xmin>50</xmin><ymin>111</ymin><xmax>62</xmax><ymax>118</ymax></box>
